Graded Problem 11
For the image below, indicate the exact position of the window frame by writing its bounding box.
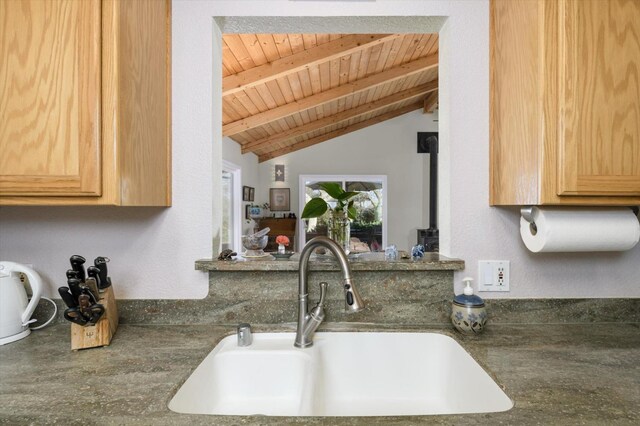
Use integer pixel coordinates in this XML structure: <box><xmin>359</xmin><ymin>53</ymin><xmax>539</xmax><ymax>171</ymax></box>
<box><xmin>298</xmin><ymin>174</ymin><xmax>388</xmax><ymax>250</ymax></box>
<box><xmin>222</xmin><ymin>160</ymin><xmax>242</xmax><ymax>252</ymax></box>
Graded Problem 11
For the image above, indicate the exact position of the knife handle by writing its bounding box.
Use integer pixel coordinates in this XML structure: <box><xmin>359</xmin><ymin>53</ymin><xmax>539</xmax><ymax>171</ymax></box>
<box><xmin>78</xmin><ymin>286</ymin><xmax>98</xmax><ymax>305</ymax></box>
<box><xmin>66</xmin><ymin>269</ymin><xmax>80</xmax><ymax>280</ymax></box>
<box><xmin>67</xmin><ymin>278</ymin><xmax>83</xmax><ymax>300</ymax></box>
<box><xmin>94</xmin><ymin>257</ymin><xmax>111</xmax><ymax>289</ymax></box>
<box><xmin>87</xmin><ymin>266</ymin><xmax>101</xmax><ymax>288</ymax></box>
<box><xmin>70</xmin><ymin>255</ymin><xmax>86</xmax><ymax>281</ymax></box>
<box><xmin>78</xmin><ymin>294</ymin><xmax>94</xmax><ymax>318</ymax></box>
<box><xmin>58</xmin><ymin>286</ymin><xmax>78</xmax><ymax>308</ymax></box>
<box><xmin>84</xmin><ymin>277</ymin><xmax>100</xmax><ymax>301</ymax></box>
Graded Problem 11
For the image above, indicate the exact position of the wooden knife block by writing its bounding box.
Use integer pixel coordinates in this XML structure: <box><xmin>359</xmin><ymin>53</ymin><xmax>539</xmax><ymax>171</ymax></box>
<box><xmin>70</xmin><ymin>286</ymin><xmax>119</xmax><ymax>350</ymax></box>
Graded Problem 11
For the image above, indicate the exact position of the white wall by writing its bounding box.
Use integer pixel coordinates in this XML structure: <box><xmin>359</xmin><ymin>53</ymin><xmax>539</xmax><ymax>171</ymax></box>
<box><xmin>222</xmin><ymin>136</ymin><xmax>260</xmax><ymax>235</ymax></box>
<box><xmin>0</xmin><ymin>0</ymin><xmax>638</xmax><ymax>299</ymax></box>
<box><xmin>258</xmin><ymin>110</ymin><xmax>438</xmax><ymax>251</ymax></box>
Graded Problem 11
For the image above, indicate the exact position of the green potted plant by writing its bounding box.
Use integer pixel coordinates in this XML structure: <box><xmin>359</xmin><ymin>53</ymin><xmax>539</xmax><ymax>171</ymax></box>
<box><xmin>301</xmin><ymin>182</ymin><xmax>359</xmax><ymax>253</ymax></box>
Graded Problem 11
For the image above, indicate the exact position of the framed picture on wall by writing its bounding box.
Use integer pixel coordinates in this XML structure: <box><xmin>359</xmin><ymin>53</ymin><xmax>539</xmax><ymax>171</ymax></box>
<box><xmin>270</xmin><ymin>188</ymin><xmax>290</xmax><ymax>211</ymax></box>
<box><xmin>249</xmin><ymin>187</ymin><xmax>255</xmax><ymax>202</ymax></box>
<box><xmin>242</xmin><ymin>186</ymin><xmax>251</xmax><ymax>201</ymax></box>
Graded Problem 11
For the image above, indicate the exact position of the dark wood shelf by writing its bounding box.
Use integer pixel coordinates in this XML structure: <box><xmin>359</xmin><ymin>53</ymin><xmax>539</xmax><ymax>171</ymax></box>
<box><xmin>258</xmin><ymin>217</ymin><xmax>296</xmax><ymax>251</ymax></box>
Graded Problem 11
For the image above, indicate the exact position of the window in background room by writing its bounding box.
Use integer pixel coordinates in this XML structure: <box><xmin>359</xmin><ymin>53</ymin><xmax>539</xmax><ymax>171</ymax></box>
<box><xmin>222</xmin><ymin>161</ymin><xmax>242</xmax><ymax>252</ymax></box>
<box><xmin>299</xmin><ymin>175</ymin><xmax>387</xmax><ymax>251</ymax></box>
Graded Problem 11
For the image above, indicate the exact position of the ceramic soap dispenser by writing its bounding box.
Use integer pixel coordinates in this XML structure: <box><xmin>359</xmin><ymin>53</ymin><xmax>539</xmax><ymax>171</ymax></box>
<box><xmin>451</xmin><ymin>277</ymin><xmax>487</xmax><ymax>335</ymax></box>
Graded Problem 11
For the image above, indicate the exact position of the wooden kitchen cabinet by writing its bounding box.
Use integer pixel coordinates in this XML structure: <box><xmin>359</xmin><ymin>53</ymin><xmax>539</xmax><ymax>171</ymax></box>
<box><xmin>257</xmin><ymin>218</ymin><xmax>297</xmax><ymax>252</ymax></box>
<box><xmin>0</xmin><ymin>0</ymin><xmax>171</xmax><ymax>206</ymax></box>
<box><xmin>490</xmin><ymin>0</ymin><xmax>640</xmax><ymax>206</ymax></box>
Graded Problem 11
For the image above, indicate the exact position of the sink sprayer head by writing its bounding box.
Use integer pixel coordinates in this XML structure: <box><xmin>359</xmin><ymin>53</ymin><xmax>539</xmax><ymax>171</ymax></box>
<box><xmin>343</xmin><ymin>278</ymin><xmax>365</xmax><ymax>312</ymax></box>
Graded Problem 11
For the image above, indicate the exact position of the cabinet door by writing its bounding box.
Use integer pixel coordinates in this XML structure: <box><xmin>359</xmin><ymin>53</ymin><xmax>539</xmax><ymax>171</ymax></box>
<box><xmin>0</xmin><ymin>0</ymin><xmax>101</xmax><ymax>196</ymax></box>
<box><xmin>558</xmin><ymin>0</ymin><xmax>640</xmax><ymax>196</ymax></box>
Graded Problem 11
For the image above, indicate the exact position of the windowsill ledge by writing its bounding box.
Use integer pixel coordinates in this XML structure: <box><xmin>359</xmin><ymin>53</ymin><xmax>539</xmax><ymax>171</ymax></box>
<box><xmin>195</xmin><ymin>252</ymin><xmax>464</xmax><ymax>272</ymax></box>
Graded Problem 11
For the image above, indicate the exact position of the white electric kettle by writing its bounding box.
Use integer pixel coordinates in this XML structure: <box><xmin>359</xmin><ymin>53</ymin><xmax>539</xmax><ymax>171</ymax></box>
<box><xmin>0</xmin><ymin>261</ymin><xmax>45</xmax><ymax>345</ymax></box>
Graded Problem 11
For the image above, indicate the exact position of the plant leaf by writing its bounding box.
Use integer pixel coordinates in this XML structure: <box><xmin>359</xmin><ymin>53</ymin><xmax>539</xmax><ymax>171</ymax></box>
<box><xmin>318</xmin><ymin>182</ymin><xmax>344</xmax><ymax>199</ymax></box>
<box><xmin>301</xmin><ymin>198</ymin><xmax>328</xmax><ymax>219</ymax></box>
<box><xmin>337</xmin><ymin>191</ymin><xmax>359</xmax><ymax>201</ymax></box>
<box><xmin>347</xmin><ymin>206</ymin><xmax>357</xmax><ymax>220</ymax></box>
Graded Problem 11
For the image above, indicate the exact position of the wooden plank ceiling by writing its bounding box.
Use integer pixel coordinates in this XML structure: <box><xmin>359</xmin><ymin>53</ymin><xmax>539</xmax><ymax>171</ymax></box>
<box><xmin>222</xmin><ymin>33</ymin><xmax>439</xmax><ymax>162</ymax></box>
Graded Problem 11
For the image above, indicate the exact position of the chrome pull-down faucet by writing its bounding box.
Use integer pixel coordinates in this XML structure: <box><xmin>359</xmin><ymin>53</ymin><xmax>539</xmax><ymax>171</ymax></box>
<box><xmin>295</xmin><ymin>236</ymin><xmax>365</xmax><ymax>348</ymax></box>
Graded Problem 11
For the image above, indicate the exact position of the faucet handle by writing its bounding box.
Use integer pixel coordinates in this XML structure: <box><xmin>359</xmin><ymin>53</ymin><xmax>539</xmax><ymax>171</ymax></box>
<box><xmin>308</xmin><ymin>282</ymin><xmax>327</xmax><ymax>321</ymax></box>
<box><xmin>237</xmin><ymin>323</ymin><xmax>253</xmax><ymax>347</ymax></box>
<box><xmin>316</xmin><ymin>282</ymin><xmax>327</xmax><ymax>308</ymax></box>
<box><xmin>302</xmin><ymin>282</ymin><xmax>327</xmax><ymax>340</ymax></box>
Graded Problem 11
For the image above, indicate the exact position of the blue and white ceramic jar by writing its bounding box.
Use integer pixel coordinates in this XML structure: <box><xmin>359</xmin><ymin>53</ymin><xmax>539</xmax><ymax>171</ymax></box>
<box><xmin>451</xmin><ymin>277</ymin><xmax>487</xmax><ymax>335</ymax></box>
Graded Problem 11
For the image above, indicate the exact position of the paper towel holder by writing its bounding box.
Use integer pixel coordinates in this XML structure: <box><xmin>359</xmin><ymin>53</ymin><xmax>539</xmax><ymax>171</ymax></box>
<box><xmin>520</xmin><ymin>207</ymin><xmax>537</xmax><ymax>235</ymax></box>
<box><xmin>521</xmin><ymin>206</ymin><xmax>640</xmax><ymax>237</ymax></box>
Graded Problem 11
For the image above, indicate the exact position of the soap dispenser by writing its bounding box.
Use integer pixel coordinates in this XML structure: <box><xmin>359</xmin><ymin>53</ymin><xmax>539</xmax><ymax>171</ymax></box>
<box><xmin>451</xmin><ymin>277</ymin><xmax>487</xmax><ymax>335</ymax></box>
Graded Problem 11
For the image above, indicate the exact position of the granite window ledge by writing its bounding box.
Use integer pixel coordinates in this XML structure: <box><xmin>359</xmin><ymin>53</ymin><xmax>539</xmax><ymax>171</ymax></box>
<box><xmin>195</xmin><ymin>252</ymin><xmax>464</xmax><ymax>272</ymax></box>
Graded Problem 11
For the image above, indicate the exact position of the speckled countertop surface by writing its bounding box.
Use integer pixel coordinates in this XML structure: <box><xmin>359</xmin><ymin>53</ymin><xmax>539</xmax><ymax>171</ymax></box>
<box><xmin>196</xmin><ymin>252</ymin><xmax>464</xmax><ymax>271</ymax></box>
<box><xmin>0</xmin><ymin>322</ymin><xmax>638</xmax><ymax>425</ymax></box>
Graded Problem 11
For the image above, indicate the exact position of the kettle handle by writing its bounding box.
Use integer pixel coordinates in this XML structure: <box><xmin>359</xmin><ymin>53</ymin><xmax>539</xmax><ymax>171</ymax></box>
<box><xmin>0</xmin><ymin>261</ymin><xmax>43</xmax><ymax>326</ymax></box>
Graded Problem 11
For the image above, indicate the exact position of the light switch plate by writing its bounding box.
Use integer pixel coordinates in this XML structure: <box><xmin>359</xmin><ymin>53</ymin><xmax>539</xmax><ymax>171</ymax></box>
<box><xmin>478</xmin><ymin>261</ymin><xmax>510</xmax><ymax>292</ymax></box>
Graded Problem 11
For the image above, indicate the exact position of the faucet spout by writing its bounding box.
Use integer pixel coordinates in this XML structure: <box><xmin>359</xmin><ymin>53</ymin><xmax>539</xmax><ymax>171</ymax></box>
<box><xmin>294</xmin><ymin>236</ymin><xmax>365</xmax><ymax>348</ymax></box>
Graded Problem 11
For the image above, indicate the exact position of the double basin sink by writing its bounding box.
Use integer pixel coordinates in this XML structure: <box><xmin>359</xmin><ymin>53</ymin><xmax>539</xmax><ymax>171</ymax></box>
<box><xmin>169</xmin><ymin>331</ymin><xmax>513</xmax><ymax>417</ymax></box>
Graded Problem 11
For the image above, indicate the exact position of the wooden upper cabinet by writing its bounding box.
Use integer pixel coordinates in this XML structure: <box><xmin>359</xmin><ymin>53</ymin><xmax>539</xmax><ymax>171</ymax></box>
<box><xmin>558</xmin><ymin>0</ymin><xmax>640</xmax><ymax>196</ymax></box>
<box><xmin>0</xmin><ymin>0</ymin><xmax>101</xmax><ymax>196</ymax></box>
<box><xmin>0</xmin><ymin>0</ymin><xmax>171</xmax><ymax>206</ymax></box>
<box><xmin>490</xmin><ymin>0</ymin><xmax>640</xmax><ymax>205</ymax></box>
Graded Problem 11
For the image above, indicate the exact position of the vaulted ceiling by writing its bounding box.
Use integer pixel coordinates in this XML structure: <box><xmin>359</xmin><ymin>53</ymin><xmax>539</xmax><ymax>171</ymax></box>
<box><xmin>222</xmin><ymin>33</ymin><xmax>439</xmax><ymax>162</ymax></box>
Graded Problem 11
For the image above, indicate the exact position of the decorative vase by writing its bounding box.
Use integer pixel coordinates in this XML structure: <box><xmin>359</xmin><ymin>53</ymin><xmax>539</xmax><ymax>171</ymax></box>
<box><xmin>451</xmin><ymin>278</ymin><xmax>487</xmax><ymax>335</ymax></box>
<box><xmin>327</xmin><ymin>210</ymin><xmax>350</xmax><ymax>254</ymax></box>
<box><xmin>249</xmin><ymin>206</ymin><xmax>262</xmax><ymax>219</ymax></box>
<box><xmin>278</xmin><ymin>243</ymin><xmax>286</xmax><ymax>254</ymax></box>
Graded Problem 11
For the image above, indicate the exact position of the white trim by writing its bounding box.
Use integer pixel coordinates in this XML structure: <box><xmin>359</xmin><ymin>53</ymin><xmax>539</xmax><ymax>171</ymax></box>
<box><xmin>222</xmin><ymin>160</ymin><xmax>242</xmax><ymax>252</ymax></box>
<box><xmin>298</xmin><ymin>174</ymin><xmax>388</xmax><ymax>250</ymax></box>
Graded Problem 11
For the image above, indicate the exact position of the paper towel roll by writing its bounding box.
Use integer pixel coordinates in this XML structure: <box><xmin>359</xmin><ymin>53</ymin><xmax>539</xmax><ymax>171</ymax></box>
<box><xmin>520</xmin><ymin>207</ymin><xmax>640</xmax><ymax>253</ymax></box>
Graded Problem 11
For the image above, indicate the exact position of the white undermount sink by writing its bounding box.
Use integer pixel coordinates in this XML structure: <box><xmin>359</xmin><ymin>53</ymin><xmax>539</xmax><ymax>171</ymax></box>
<box><xmin>169</xmin><ymin>332</ymin><xmax>513</xmax><ymax>417</ymax></box>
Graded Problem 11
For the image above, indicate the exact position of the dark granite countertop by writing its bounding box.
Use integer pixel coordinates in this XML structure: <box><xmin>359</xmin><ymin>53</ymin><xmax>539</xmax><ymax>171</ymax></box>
<box><xmin>196</xmin><ymin>252</ymin><xmax>464</xmax><ymax>271</ymax></box>
<box><xmin>0</xmin><ymin>323</ymin><xmax>638</xmax><ymax>425</ymax></box>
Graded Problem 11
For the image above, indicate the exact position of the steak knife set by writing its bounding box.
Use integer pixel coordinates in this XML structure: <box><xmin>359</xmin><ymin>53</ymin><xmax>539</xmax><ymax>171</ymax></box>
<box><xmin>59</xmin><ymin>255</ymin><xmax>112</xmax><ymax>326</ymax></box>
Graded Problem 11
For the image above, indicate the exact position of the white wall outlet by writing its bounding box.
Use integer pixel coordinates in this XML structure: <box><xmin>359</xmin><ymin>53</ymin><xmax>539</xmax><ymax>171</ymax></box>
<box><xmin>478</xmin><ymin>260</ymin><xmax>510</xmax><ymax>292</ymax></box>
